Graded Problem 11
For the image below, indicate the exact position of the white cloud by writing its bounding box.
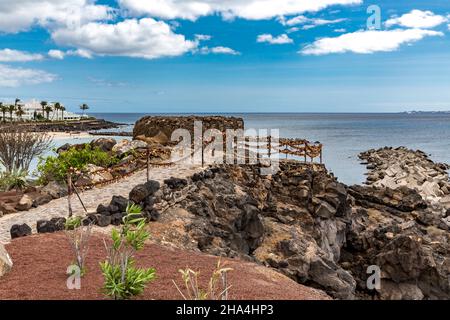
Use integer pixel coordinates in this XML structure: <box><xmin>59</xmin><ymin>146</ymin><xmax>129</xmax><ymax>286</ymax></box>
<box><xmin>0</xmin><ymin>0</ymin><xmax>115</xmax><ymax>33</ymax></box>
<box><xmin>301</xmin><ymin>29</ymin><xmax>443</xmax><ymax>55</ymax></box>
<box><xmin>286</xmin><ymin>27</ymin><xmax>300</xmax><ymax>33</ymax></box>
<box><xmin>0</xmin><ymin>49</ymin><xmax>44</xmax><ymax>62</ymax></box>
<box><xmin>257</xmin><ymin>33</ymin><xmax>294</xmax><ymax>44</ymax></box>
<box><xmin>0</xmin><ymin>64</ymin><xmax>57</xmax><ymax>87</ymax></box>
<box><xmin>48</xmin><ymin>49</ymin><xmax>65</xmax><ymax>60</ymax></box>
<box><xmin>385</xmin><ymin>10</ymin><xmax>448</xmax><ymax>29</ymax></box>
<box><xmin>334</xmin><ymin>28</ymin><xmax>346</xmax><ymax>33</ymax></box>
<box><xmin>281</xmin><ymin>15</ymin><xmax>309</xmax><ymax>26</ymax></box>
<box><xmin>199</xmin><ymin>46</ymin><xmax>240</xmax><ymax>55</ymax></box>
<box><xmin>281</xmin><ymin>15</ymin><xmax>347</xmax><ymax>29</ymax></box>
<box><xmin>51</xmin><ymin>18</ymin><xmax>197</xmax><ymax>59</ymax></box>
<box><xmin>195</xmin><ymin>34</ymin><xmax>212</xmax><ymax>41</ymax></box>
<box><xmin>66</xmin><ymin>48</ymin><xmax>94</xmax><ymax>58</ymax></box>
<box><xmin>118</xmin><ymin>0</ymin><xmax>362</xmax><ymax>21</ymax></box>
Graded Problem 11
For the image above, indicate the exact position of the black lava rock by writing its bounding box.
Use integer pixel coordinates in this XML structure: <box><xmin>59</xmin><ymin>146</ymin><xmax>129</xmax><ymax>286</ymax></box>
<box><xmin>144</xmin><ymin>180</ymin><xmax>160</xmax><ymax>195</ymax></box>
<box><xmin>110</xmin><ymin>195</ymin><xmax>128</xmax><ymax>212</ymax></box>
<box><xmin>129</xmin><ymin>184</ymin><xmax>149</xmax><ymax>204</ymax></box>
<box><xmin>96</xmin><ymin>204</ymin><xmax>110</xmax><ymax>215</ymax></box>
<box><xmin>164</xmin><ymin>177</ymin><xmax>188</xmax><ymax>189</ymax></box>
<box><xmin>10</xmin><ymin>223</ymin><xmax>32</xmax><ymax>239</ymax></box>
<box><xmin>95</xmin><ymin>214</ymin><xmax>112</xmax><ymax>227</ymax></box>
<box><xmin>50</xmin><ymin>217</ymin><xmax>67</xmax><ymax>231</ymax></box>
<box><xmin>82</xmin><ymin>214</ymin><xmax>97</xmax><ymax>226</ymax></box>
<box><xmin>110</xmin><ymin>212</ymin><xmax>124</xmax><ymax>226</ymax></box>
<box><xmin>37</xmin><ymin>219</ymin><xmax>58</xmax><ymax>233</ymax></box>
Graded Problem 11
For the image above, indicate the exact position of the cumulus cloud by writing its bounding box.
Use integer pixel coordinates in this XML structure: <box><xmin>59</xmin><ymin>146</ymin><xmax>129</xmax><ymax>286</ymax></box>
<box><xmin>257</xmin><ymin>34</ymin><xmax>294</xmax><ymax>44</ymax></box>
<box><xmin>51</xmin><ymin>18</ymin><xmax>197</xmax><ymax>59</ymax></box>
<box><xmin>385</xmin><ymin>10</ymin><xmax>448</xmax><ymax>29</ymax></box>
<box><xmin>301</xmin><ymin>29</ymin><xmax>443</xmax><ymax>55</ymax></box>
<box><xmin>0</xmin><ymin>64</ymin><xmax>57</xmax><ymax>87</ymax></box>
<box><xmin>48</xmin><ymin>49</ymin><xmax>65</xmax><ymax>60</ymax></box>
<box><xmin>0</xmin><ymin>0</ymin><xmax>114</xmax><ymax>33</ymax></box>
<box><xmin>0</xmin><ymin>49</ymin><xmax>44</xmax><ymax>62</ymax></box>
<box><xmin>199</xmin><ymin>46</ymin><xmax>240</xmax><ymax>55</ymax></box>
<box><xmin>118</xmin><ymin>0</ymin><xmax>362</xmax><ymax>21</ymax></box>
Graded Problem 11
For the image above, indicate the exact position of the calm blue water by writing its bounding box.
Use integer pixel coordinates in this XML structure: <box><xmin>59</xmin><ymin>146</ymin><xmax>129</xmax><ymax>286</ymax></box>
<box><xmin>84</xmin><ymin>113</ymin><xmax>450</xmax><ymax>185</ymax></box>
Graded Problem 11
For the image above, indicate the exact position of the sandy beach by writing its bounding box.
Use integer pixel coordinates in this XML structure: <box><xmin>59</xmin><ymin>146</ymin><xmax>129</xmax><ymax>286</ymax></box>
<box><xmin>44</xmin><ymin>131</ymin><xmax>94</xmax><ymax>140</ymax></box>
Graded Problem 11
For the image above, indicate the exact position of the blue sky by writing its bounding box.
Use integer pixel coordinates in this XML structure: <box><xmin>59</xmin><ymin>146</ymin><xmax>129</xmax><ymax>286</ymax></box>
<box><xmin>0</xmin><ymin>0</ymin><xmax>449</xmax><ymax>113</ymax></box>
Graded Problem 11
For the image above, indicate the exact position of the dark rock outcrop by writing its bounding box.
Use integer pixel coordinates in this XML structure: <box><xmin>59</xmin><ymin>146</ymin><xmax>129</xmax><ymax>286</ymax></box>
<box><xmin>133</xmin><ymin>116</ymin><xmax>244</xmax><ymax>143</ymax></box>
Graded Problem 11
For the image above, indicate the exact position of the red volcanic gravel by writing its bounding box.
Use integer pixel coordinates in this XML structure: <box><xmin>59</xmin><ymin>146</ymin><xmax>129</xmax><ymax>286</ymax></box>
<box><xmin>0</xmin><ymin>232</ymin><xmax>330</xmax><ymax>300</ymax></box>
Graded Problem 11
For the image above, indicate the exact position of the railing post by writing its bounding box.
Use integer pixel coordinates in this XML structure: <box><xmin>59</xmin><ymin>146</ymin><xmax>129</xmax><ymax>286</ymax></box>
<box><xmin>146</xmin><ymin>147</ymin><xmax>150</xmax><ymax>182</ymax></box>
<box><xmin>304</xmin><ymin>141</ymin><xmax>308</xmax><ymax>162</ymax></box>
<box><xmin>67</xmin><ymin>168</ymin><xmax>73</xmax><ymax>218</ymax></box>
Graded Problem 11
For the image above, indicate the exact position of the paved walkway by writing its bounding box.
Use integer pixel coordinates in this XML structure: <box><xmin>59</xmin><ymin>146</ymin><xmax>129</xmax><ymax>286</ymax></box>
<box><xmin>0</xmin><ymin>164</ymin><xmax>201</xmax><ymax>244</ymax></box>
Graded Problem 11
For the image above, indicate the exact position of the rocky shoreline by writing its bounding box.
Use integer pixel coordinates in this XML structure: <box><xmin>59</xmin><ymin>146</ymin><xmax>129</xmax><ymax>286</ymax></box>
<box><xmin>1</xmin><ymin>138</ymin><xmax>449</xmax><ymax>299</ymax></box>
<box><xmin>20</xmin><ymin>146</ymin><xmax>449</xmax><ymax>299</ymax></box>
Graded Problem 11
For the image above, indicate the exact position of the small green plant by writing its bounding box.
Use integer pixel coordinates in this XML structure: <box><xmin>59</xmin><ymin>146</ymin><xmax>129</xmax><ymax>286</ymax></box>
<box><xmin>101</xmin><ymin>203</ymin><xmax>156</xmax><ymax>300</ymax></box>
<box><xmin>36</xmin><ymin>144</ymin><xmax>119</xmax><ymax>184</ymax></box>
<box><xmin>173</xmin><ymin>259</ymin><xmax>233</xmax><ymax>300</ymax></box>
<box><xmin>0</xmin><ymin>170</ymin><xmax>28</xmax><ymax>192</ymax></box>
<box><xmin>64</xmin><ymin>216</ymin><xmax>92</xmax><ymax>277</ymax></box>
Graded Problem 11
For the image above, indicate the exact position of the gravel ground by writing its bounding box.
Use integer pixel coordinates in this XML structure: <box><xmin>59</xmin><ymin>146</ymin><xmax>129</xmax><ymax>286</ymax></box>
<box><xmin>0</xmin><ymin>232</ymin><xmax>330</xmax><ymax>300</ymax></box>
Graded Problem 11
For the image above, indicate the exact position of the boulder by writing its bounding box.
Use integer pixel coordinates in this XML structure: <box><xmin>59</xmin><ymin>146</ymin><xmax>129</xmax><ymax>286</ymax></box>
<box><xmin>15</xmin><ymin>194</ymin><xmax>33</xmax><ymax>211</ymax></box>
<box><xmin>32</xmin><ymin>194</ymin><xmax>53</xmax><ymax>207</ymax></box>
<box><xmin>164</xmin><ymin>177</ymin><xmax>188</xmax><ymax>189</ymax></box>
<box><xmin>90</xmin><ymin>138</ymin><xmax>117</xmax><ymax>152</ymax></box>
<box><xmin>56</xmin><ymin>143</ymin><xmax>71</xmax><ymax>154</ymax></box>
<box><xmin>76</xmin><ymin>164</ymin><xmax>113</xmax><ymax>186</ymax></box>
<box><xmin>129</xmin><ymin>184</ymin><xmax>150</xmax><ymax>204</ymax></box>
<box><xmin>95</xmin><ymin>214</ymin><xmax>112</xmax><ymax>227</ymax></box>
<box><xmin>50</xmin><ymin>217</ymin><xmax>67</xmax><ymax>231</ymax></box>
<box><xmin>110</xmin><ymin>212</ymin><xmax>124</xmax><ymax>226</ymax></box>
<box><xmin>129</xmin><ymin>180</ymin><xmax>160</xmax><ymax>204</ymax></box>
<box><xmin>96</xmin><ymin>204</ymin><xmax>110</xmax><ymax>215</ymax></box>
<box><xmin>41</xmin><ymin>181</ymin><xmax>68</xmax><ymax>199</ymax></box>
<box><xmin>82</xmin><ymin>214</ymin><xmax>97</xmax><ymax>226</ymax></box>
<box><xmin>10</xmin><ymin>224</ymin><xmax>32</xmax><ymax>239</ymax></box>
<box><xmin>37</xmin><ymin>220</ymin><xmax>58</xmax><ymax>233</ymax></box>
<box><xmin>110</xmin><ymin>195</ymin><xmax>128</xmax><ymax>212</ymax></box>
<box><xmin>144</xmin><ymin>180</ymin><xmax>160</xmax><ymax>195</ymax></box>
<box><xmin>0</xmin><ymin>244</ymin><xmax>13</xmax><ymax>278</ymax></box>
<box><xmin>130</xmin><ymin>139</ymin><xmax>148</xmax><ymax>150</ymax></box>
<box><xmin>111</xmin><ymin>139</ymin><xmax>133</xmax><ymax>156</ymax></box>
<box><xmin>0</xmin><ymin>201</ymin><xmax>17</xmax><ymax>214</ymax></box>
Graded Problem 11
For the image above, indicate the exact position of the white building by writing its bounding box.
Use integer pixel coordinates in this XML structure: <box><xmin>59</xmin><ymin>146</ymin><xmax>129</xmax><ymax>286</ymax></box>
<box><xmin>5</xmin><ymin>99</ymin><xmax>85</xmax><ymax>121</ymax></box>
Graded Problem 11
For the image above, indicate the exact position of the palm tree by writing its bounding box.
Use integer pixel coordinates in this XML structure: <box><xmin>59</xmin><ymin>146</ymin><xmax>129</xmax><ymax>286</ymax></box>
<box><xmin>14</xmin><ymin>98</ymin><xmax>21</xmax><ymax>107</ymax></box>
<box><xmin>60</xmin><ymin>105</ymin><xmax>66</xmax><ymax>120</ymax></box>
<box><xmin>53</xmin><ymin>102</ymin><xmax>61</xmax><ymax>120</ymax></box>
<box><xmin>15</xmin><ymin>105</ymin><xmax>25</xmax><ymax>121</ymax></box>
<box><xmin>44</xmin><ymin>105</ymin><xmax>53</xmax><ymax>120</ymax></box>
<box><xmin>8</xmin><ymin>104</ymin><xmax>16</xmax><ymax>122</ymax></box>
<box><xmin>80</xmin><ymin>103</ymin><xmax>89</xmax><ymax>117</ymax></box>
<box><xmin>40</xmin><ymin>101</ymin><xmax>48</xmax><ymax>118</ymax></box>
<box><xmin>0</xmin><ymin>103</ymin><xmax>7</xmax><ymax>122</ymax></box>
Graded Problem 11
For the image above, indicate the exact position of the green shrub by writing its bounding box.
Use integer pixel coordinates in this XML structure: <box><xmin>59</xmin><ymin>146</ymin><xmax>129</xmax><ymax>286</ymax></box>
<box><xmin>101</xmin><ymin>203</ymin><xmax>156</xmax><ymax>300</ymax></box>
<box><xmin>0</xmin><ymin>170</ymin><xmax>28</xmax><ymax>192</ymax></box>
<box><xmin>36</xmin><ymin>145</ymin><xmax>119</xmax><ymax>184</ymax></box>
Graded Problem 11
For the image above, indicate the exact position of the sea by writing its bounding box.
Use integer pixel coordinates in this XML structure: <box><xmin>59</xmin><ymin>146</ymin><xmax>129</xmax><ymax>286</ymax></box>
<box><xmin>34</xmin><ymin>113</ymin><xmax>450</xmax><ymax>186</ymax></box>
